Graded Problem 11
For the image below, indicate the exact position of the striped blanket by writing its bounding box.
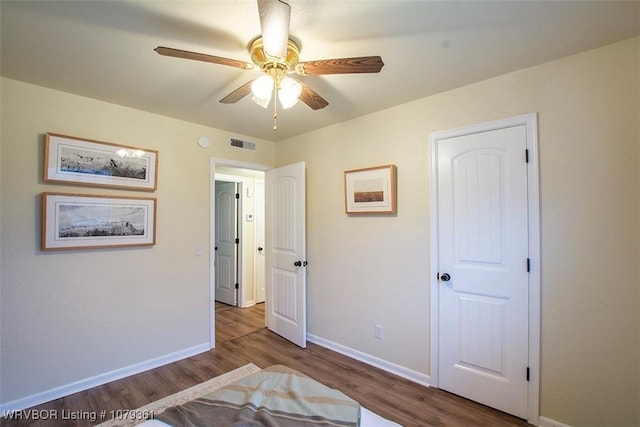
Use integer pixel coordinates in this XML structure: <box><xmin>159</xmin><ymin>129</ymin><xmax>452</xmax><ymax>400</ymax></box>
<box><xmin>156</xmin><ymin>365</ymin><xmax>360</xmax><ymax>426</ymax></box>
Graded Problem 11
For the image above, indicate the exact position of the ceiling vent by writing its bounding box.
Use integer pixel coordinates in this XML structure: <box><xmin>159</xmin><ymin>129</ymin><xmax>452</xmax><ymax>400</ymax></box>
<box><xmin>230</xmin><ymin>138</ymin><xmax>256</xmax><ymax>151</ymax></box>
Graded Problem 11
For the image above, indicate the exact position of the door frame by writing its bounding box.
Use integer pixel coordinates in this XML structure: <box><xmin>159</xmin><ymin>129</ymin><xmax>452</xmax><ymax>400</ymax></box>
<box><xmin>254</xmin><ymin>179</ymin><xmax>266</xmax><ymax>304</ymax></box>
<box><xmin>209</xmin><ymin>157</ymin><xmax>272</xmax><ymax>348</ymax></box>
<box><xmin>428</xmin><ymin>113</ymin><xmax>540</xmax><ymax>424</ymax></box>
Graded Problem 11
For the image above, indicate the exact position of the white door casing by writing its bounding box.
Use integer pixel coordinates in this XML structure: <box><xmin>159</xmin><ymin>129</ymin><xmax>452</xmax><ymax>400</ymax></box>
<box><xmin>255</xmin><ymin>179</ymin><xmax>266</xmax><ymax>304</ymax></box>
<box><xmin>429</xmin><ymin>114</ymin><xmax>540</xmax><ymax>424</ymax></box>
<box><xmin>265</xmin><ymin>162</ymin><xmax>307</xmax><ymax>348</ymax></box>
<box><xmin>215</xmin><ymin>181</ymin><xmax>239</xmax><ymax>306</ymax></box>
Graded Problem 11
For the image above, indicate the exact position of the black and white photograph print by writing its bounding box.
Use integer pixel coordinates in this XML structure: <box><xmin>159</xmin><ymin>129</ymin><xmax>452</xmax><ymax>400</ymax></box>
<box><xmin>44</xmin><ymin>133</ymin><xmax>158</xmax><ymax>191</ymax></box>
<box><xmin>57</xmin><ymin>204</ymin><xmax>147</xmax><ymax>238</ymax></box>
<box><xmin>59</xmin><ymin>145</ymin><xmax>148</xmax><ymax>180</ymax></box>
<box><xmin>41</xmin><ymin>192</ymin><xmax>157</xmax><ymax>250</ymax></box>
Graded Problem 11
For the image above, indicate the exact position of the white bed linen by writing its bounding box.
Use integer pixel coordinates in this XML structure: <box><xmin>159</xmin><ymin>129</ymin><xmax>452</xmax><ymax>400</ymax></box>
<box><xmin>360</xmin><ymin>406</ymin><xmax>402</xmax><ymax>426</ymax></box>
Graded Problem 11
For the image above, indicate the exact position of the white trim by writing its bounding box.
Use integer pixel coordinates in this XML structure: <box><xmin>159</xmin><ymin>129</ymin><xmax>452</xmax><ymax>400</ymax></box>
<box><xmin>213</xmin><ymin>158</ymin><xmax>272</xmax><ymax>172</ymax></box>
<box><xmin>539</xmin><ymin>416</ymin><xmax>572</xmax><ymax>427</ymax></box>
<box><xmin>0</xmin><ymin>343</ymin><xmax>210</xmax><ymax>413</ymax></box>
<box><xmin>307</xmin><ymin>334</ymin><xmax>430</xmax><ymax>387</ymax></box>
<box><xmin>428</xmin><ymin>113</ymin><xmax>541</xmax><ymax>425</ymax></box>
<box><xmin>209</xmin><ymin>158</ymin><xmax>216</xmax><ymax>347</ymax></box>
<box><xmin>253</xmin><ymin>178</ymin><xmax>266</xmax><ymax>304</ymax></box>
<box><xmin>428</xmin><ymin>126</ymin><xmax>440</xmax><ymax>388</ymax></box>
<box><xmin>525</xmin><ymin>113</ymin><xmax>541</xmax><ymax>426</ymax></box>
<box><xmin>209</xmin><ymin>158</ymin><xmax>273</xmax><ymax>349</ymax></box>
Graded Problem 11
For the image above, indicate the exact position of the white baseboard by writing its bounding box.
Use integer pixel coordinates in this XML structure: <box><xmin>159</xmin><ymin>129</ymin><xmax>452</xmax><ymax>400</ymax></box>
<box><xmin>0</xmin><ymin>342</ymin><xmax>210</xmax><ymax>414</ymax></box>
<box><xmin>307</xmin><ymin>334</ymin><xmax>430</xmax><ymax>387</ymax></box>
<box><xmin>538</xmin><ymin>416</ymin><xmax>572</xmax><ymax>427</ymax></box>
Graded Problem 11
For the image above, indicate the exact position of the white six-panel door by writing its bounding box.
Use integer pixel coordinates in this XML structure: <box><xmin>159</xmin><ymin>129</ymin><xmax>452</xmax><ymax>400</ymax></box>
<box><xmin>265</xmin><ymin>162</ymin><xmax>307</xmax><ymax>348</ymax></box>
<box><xmin>435</xmin><ymin>124</ymin><xmax>531</xmax><ymax>419</ymax></box>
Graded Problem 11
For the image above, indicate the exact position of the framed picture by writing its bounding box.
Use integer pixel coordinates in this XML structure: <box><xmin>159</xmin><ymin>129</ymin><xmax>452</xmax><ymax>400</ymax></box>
<box><xmin>44</xmin><ymin>133</ymin><xmax>158</xmax><ymax>191</ymax></box>
<box><xmin>41</xmin><ymin>192</ymin><xmax>157</xmax><ymax>251</ymax></box>
<box><xmin>344</xmin><ymin>164</ymin><xmax>397</xmax><ymax>214</ymax></box>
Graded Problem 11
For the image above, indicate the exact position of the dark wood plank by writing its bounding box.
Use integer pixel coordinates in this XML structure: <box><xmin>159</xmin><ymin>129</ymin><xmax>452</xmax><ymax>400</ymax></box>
<box><xmin>215</xmin><ymin>302</ymin><xmax>266</xmax><ymax>344</ymax></box>
<box><xmin>2</xmin><ymin>304</ymin><xmax>530</xmax><ymax>427</ymax></box>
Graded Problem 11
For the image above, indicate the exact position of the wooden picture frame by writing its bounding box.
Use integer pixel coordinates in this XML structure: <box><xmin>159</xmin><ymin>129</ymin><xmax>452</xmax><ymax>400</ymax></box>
<box><xmin>41</xmin><ymin>192</ymin><xmax>157</xmax><ymax>251</ymax></box>
<box><xmin>344</xmin><ymin>164</ymin><xmax>397</xmax><ymax>214</ymax></box>
<box><xmin>44</xmin><ymin>133</ymin><xmax>158</xmax><ymax>191</ymax></box>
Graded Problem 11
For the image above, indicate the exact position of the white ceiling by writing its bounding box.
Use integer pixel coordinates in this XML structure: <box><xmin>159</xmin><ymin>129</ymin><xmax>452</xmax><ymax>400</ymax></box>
<box><xmin>1</xmin><ymin>1</ymin><xmax>638</xmax><ymax>142</ymax></box>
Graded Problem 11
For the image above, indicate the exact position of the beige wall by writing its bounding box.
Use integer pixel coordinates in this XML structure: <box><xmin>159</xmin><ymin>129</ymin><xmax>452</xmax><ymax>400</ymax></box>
<box><xmin>1</xmin><ymin>36</ymin><xmax>639</xmax><ymax>426</ymax></box>
<box><xmin>0</xmin><ymin>78</ymin><xmax>275</xmax><ymax>405</ymax></box>
<box><xmin>277</xmin><ymin>37</ymin><xmax>639</xmax><ymax>426</ymax></box>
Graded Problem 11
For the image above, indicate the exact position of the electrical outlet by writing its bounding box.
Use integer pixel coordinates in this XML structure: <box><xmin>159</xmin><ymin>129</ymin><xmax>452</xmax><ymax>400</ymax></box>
<box><xmin>375</xmin><ymin>324</ymin><xmax>383</xmax><ymax>340</ymax></box>
<box><xmin>195</xmin><ymin>244</ymin><xmax>203</xmax><ymax>256</ymax></box>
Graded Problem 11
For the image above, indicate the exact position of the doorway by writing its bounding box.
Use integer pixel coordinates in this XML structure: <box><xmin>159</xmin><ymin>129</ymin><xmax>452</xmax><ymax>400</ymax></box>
<box><xmin>428</xmin><ymin>114</ymin><xmax>540</xmax><ymax>424</ymax></box>
<box><xmin>210</xmin><ymin>159</ymin><xmax>269</xmax><ymax>348</ymax></box>
<box><xmin>210</xmin><ymin>158</ymin><xmax>308</xmax><ymax>350</ymax></box>
<box><xmin>214</xmin><ymin>170</ymin><xmax>266</xmax><ymax>308</ymax></box>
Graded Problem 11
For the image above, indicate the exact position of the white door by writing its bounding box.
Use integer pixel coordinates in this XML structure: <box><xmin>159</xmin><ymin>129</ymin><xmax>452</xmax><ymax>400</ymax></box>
<box><xmin>436</xmin><ymin>125</ymin><xmax>529</xmax><ymax>418</ymax></box>
<box><xmin>265</xmin><ymin>162</ymin><xmax>306</xmax><ymax>348</ymax></box>
<box><xmin>215</xmin><ymin>181</ymin><xmax>239</xmax><ymax>306</ymax></box>
<box><xmin>255</xmin><ymin>179</ymin><xmax>266</xmax><ymax>303</ymax></box>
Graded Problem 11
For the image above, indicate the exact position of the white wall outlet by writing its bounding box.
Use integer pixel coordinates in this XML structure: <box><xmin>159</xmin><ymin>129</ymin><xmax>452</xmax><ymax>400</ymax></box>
<box><xmin>195</xmin><ymin>244</ymin><xmax>203</xmax><ymax>256</ymax></box>
<box><xmin>375</xmin><ymin>324</ymin><xmax>383</xmax><ymax>340</ymax></box>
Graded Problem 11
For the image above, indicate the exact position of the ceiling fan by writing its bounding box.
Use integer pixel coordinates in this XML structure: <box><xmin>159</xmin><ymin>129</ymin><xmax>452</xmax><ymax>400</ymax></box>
<box><xmin>154</xmin><ymin>0</ymin><xmax>384</xmax><ymax>130</ymax></box>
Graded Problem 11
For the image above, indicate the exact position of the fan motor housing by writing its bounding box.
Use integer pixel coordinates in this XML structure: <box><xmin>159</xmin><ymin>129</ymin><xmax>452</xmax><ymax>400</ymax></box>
<box><xmin>250</xmin><ymin>37</ymin><xmax>300</xmax><ymax>73</ymax></box>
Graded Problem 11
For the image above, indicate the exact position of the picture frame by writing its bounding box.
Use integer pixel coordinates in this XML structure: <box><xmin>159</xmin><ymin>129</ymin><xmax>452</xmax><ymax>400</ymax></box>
<box><xmin>344</xmin><ymin>164</ymin><xmax>397</xmax><ymax>214</ymax></box>
<box><xmin>41</xmin><ymin>192</ymin><xmax>157</xmax><ymax>251</ymax></box>
<box><xmin>44</xmin><ymin>133</ymin><xmax>158</xmax><ymax>191</ymax></box>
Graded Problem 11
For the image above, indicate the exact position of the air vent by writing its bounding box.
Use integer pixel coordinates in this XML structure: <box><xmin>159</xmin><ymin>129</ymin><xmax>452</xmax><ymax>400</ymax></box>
<box><xmin>230</xmin><ymin>138</ymin><xmax>256</xmax><ymax>151</ymax></box>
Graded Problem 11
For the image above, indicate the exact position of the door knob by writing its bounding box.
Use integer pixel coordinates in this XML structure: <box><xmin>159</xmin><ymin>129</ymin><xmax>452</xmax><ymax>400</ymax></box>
<box><xmin>294</xmin><ymin>260</ymin><xmax>302</xmax><ymax>267</ymax></box>
<box><xmin>257</xmin><ymin>246</ymin><xmax>264</xmax><ymax>252</ymax></box>
<box><xmin>440</xmin><ymin>273</ymin><xmax>451</xmax><ymax>282</ymax></box>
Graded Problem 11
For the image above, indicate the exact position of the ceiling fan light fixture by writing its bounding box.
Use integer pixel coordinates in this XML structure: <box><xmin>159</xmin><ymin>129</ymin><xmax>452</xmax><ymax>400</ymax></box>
<box><xmin>157</xmin><ymin>0</ymin><xmax>384</xmax><ymax>130</ymax></box>
<box><xmin>251</xmin><ymin>94</ymin><xmax>271</xmax><ymax>109</ymax></box>
<box><xmin>251</xmin><ymin>75</ymin><xmax>274</xmax><ymax>108</ymax></box>
<box><xmin>278</xmin><ymin>77</ymin><xmax>302</xmax><ymax>109</ymax></box>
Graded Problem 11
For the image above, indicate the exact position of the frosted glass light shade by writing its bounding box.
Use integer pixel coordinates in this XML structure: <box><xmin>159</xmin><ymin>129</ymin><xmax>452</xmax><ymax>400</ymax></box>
<box><xmin>252</xmin><ymin>94</ymin><xmax>271</xmax><ymax>108</ymax></box>
<box><xmin>251</xmin><ymin>75</ymin><xmax>274</xmax><ymax>108</ymax></box>
<box><xmin>252</xmin><ymin>75</ymin><xmax>273</xmax><ymax>98</ymax></box>
<box><xmin>278</xmin><ymin>77</ymin><xmax>302</xmax><ymax>109</ymax></box>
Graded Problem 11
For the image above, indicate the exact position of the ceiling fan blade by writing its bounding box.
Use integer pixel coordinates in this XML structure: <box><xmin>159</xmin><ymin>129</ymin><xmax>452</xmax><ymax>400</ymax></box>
<box><xmin>257</xmin><ymin>0</ymin><xmax>291</xmax><ymax>58</ymax></box>
<box><xmin>296</xmin><ymin>56</ymin><xmax>384</xmax><ymax>76</ymax></box>
<box><xmin>155</xmin><ymin>46</ymin><xmax>254</xmax><ymax>70</ymax></box>
<box><xmin>220</xmin><ymin>81</ymin><xmax>255</xmax><ymax>104</ymax></box>
<box><xmin>298</xmin><ymin>82</ymin><xmax>328</xmax><ymax>110</ymax></box>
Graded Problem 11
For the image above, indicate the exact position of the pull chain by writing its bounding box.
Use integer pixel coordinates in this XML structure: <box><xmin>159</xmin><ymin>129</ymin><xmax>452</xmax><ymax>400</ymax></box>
<box><xmin>273</xmin><ymin>86</ymin><xmax>278</xmax><ymax>131</ymax></box>
<box><xmin>272</xmin><ymin>76</ymin><xmax>280</xmax><ymax>131</ymax></box>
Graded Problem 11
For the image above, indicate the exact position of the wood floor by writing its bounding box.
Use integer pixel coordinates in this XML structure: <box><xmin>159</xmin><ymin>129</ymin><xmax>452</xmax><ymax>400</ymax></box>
<box><xmin>3</xmin><ymin>303</ymin><xmax>530</xmax><ymax>426</ymax></box>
